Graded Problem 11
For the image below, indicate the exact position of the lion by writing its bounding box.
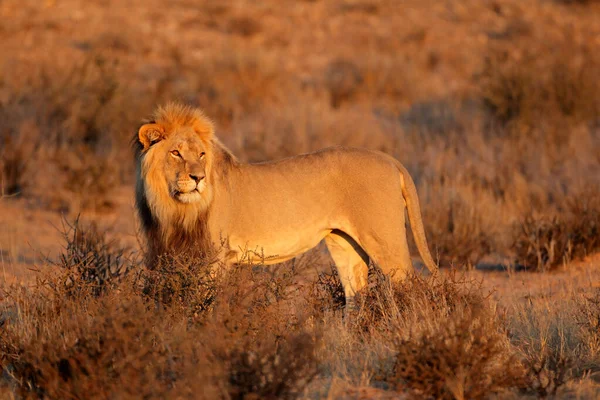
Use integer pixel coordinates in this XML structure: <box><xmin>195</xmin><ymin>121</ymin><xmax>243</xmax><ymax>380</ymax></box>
<box><xmin>134</xmin><ymin>103</ymin><xmax>438</xmax><ymax>308</ymax></box>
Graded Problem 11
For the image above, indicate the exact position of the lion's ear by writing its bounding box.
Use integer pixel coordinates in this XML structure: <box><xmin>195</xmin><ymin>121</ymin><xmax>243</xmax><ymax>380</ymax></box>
<box><xmin>138</xmin><ymin>123</ymin><xmax>165</xmax><ymax>150</ymax></box>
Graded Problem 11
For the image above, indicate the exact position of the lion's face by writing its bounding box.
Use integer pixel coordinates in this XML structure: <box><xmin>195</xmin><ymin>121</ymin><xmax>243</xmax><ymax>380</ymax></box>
<box><xmin>161</xmin><ymin>130</ymin><xmax>209</xmax><ymax>204</ymax></box>
<box><xmin>138</xmin><ymin>118</ymin><xmax>214</xmax><ymax>206</ymax></box>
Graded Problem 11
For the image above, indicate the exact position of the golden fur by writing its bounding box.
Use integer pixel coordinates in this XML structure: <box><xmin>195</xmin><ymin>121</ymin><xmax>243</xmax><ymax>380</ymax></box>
<box><xmin>134</xmin><ymin>103</ymin><xmax>438</xmax><ymax>306</ymax></box>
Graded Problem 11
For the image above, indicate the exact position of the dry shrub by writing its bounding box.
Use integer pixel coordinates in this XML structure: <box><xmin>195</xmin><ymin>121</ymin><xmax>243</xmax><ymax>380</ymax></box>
<box><xmin>511</xmin><ymin>310</ymin><xmax>579</xmax><ymax>398</ymax></box>
<box><xmin>0</xmin><ymin>285</ymin><xmax>224</xmax><ymax>400</ymax></box>
<box><xmin>54</xmin><ymin>217</ymin><xmax>133</xmax><ymax>297</ymax></box>
<box><xmin>514</xmin><ymin>215</ymin><xmax>573</xmax><ymax>272</ymax></box>
<box><xmin>556</xmin><ymin>0</ymin><xmax>600</xmax><ymax>4</ymax></box>
<box><xmin>335</xmin><ymin>272</ymin><xmax>523</xmax><ymax>397</ymax></box>
<box><xmin>141</xmin><ymin>253</ymin><xmax>220</xmax><ymax>323</ymax></box>
<box><xmin>15</xmin><ymin>55</ymin><xmax>123</xmax><ymax>149</ymax></box>
<box><xmin>324</xmin><ymin>56</ymin><xmax>415</xmax><ymax>111</ymax></box>
<box><xmin>0</xmin><ymin>120</ymin><xmax>39</xmax><ymax>196</ymax></box>
<box><xmin>311</xmin><ymin>267</ymin><xmax>346</xmax><ymax>313</ymax></box>
<box><xmin>0</xmin><ymin>221</ymin><xmax>320</xmax><ymax>398</ymax></box>
<box><xmin>227</xmin><ymin>15</ymin><xmax>261</xmax><ymax>37</ymax></box>
<box><xmin>211</xmin><ymin>263</ymin><xmax>309</xmax><ymax>344</ymax></box>
<box><xmin>188</xmin><ymin>50</ymin><xmax>289</xmax><ymax>126</ymax></box>
<box><xmin>565</xmin><ymin>189</ymin><xmax>600</xmax><ymax>255</ymax></box>
<box><xmin>507</xmin><ymin>294</ymin><xmax>594</xmax><ymax>398</ymax></box>
<box><xmin>481</xmin><ymin>50</ymin><xmax>538</xmax><ymax>127</ymax></box>
<box><xmin>522</xmin><ymin>348</ymin><xmax>574</xmax><ymax>398</ymax></box>
<box><xmin>514</xmin><ymin>188</ymin><xmax>600</xmax><ymax>271</ymax></box>
<box><xmin>312</xmin><ymin>266</ymin><xmax>490</xmax><ymax>325</ymax></box>
<box><xmin>0</xmin><ymin>53</ymin><xmax>140</xmax><ymax>209</ymax></box>
<box><xmin>481</xmin><ymin>44</ymin><xmax>600</xmax><ymax>128</ymax></box>
<box><xmin>399</xmin><ymin>99</ymin><xmax>475</xmax><ymax>137</ymax></box>
<box><xmin>225</xmin><ymin>332</ymin><xmax>319</xmax><ymax>400</ymax></box>
<box><xmin>325</xmin><ymin>59</ymin><xmax>363</xmax><ymax>108</ymax></box>
<box><xmin>352</xmin><ymin>271</ymin><xmax>488</xmax><ymax>333</ymax></box>
<box><xmin>54</xmin><ymin>148</ymin><xmax>120</xmax><ymax>212</ymax></box>
<box><xmin>0</xmin><ymin>262</ymin><xmax>319</xmax><ymax>399</ymax></box>
<box><xmin>422</xmin><ymin>184</ymin><xmax>494</xmax><ymax>269</ymax></box>
<box><xmin>390</xmin><ymin>306</ymin><xmax>523</xmax><ymax>399</ymax></box>
<box><xmin>211</xmin><ymin>262</ymin><xmax>320</xmax><ymax>399</ymax></box>
<box><xmin>576</xmin><ymin>289</ymin><xmax>600</xmax><ymax>366</ymax></box>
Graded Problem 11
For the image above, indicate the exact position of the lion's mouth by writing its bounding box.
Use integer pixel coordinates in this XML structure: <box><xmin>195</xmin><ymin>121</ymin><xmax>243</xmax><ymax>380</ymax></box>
<box><xmin>173</xmin><ymin>179</ymin><xmax>206</xmax><ymax>204</ymax></box>
<box><xmin>174</xmin><ymin>187</ymin><xmax>203</xmax><ymax>204</ymax></box>
<box><xmin>176</xmin><ymin>188</ymin><xmax>198</xmax><ymax>195</ymax></box>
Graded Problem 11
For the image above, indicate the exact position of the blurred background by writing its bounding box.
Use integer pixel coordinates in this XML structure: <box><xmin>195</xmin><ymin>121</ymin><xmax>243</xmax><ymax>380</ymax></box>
<box><xmin>1</xmin><ymin>0</ymin><xmax>599</xmax><ymax>276</ymax></box>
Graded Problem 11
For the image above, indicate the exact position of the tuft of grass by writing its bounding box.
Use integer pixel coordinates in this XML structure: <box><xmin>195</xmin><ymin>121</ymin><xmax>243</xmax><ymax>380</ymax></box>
<box><xmin>522</xmin><ymin>349</ymin><xmax>574</xmax><ymax>398</ymax></box>
<box><xmin>514</xmin><ymin>215</ymin><xmax>573</xmax><ymax>272</ymax></box>
<box><xmin>514</xmin><ymin>188</ymin><xmax>600</xmax><ymax>271</ymax></box>
<box><xmin>508</xmin><ymin>298</ymin><xmax>587</xmax><ymax>398</ymax></box>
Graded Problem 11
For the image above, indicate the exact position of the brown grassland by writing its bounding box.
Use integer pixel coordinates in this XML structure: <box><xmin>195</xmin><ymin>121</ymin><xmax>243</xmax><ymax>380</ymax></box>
<box><xmin>1</xmin><ymin>0</ymin><xmax>600</xmax><ymax>398</ymax></box>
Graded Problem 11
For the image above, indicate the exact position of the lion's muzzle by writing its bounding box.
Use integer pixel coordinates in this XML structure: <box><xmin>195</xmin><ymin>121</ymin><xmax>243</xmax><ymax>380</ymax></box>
<box><xmin>172</xmin><ymin>177</ymin><xmax>207</xmax><ymax>203</ymax></box>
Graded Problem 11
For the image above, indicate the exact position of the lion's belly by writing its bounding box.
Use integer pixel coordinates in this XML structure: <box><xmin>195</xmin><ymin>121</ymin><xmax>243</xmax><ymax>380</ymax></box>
<box><xmin>225</xmin><ymin>228</ymin><xmax>330</xmax><ymax>265</ymax></box>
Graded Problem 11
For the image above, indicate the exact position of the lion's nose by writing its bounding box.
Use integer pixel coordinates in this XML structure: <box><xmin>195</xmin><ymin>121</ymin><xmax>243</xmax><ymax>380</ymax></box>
<box><xmin>189</xmin><ymin>173</ymin><xmax>205</xmax><ymax>183</ymax></box>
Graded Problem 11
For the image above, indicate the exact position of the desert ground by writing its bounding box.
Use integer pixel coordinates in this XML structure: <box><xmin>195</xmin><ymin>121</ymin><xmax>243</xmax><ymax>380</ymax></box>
<box><xmin>1</xmin><ymin>0</ymin><xmax>599</xmax><ymax>398</ymax></box>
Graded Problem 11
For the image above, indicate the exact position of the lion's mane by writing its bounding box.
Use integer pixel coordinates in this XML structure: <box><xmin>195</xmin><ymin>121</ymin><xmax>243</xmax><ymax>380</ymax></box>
<box><xmin>133</xmin><ymin>103</ymin><xmax>237</xmax><ymax>265</ymax></box>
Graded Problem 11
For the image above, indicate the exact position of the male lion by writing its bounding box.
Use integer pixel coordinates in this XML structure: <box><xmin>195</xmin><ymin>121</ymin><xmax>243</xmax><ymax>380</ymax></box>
<box><xmin>134</xmin><ymin>103</ymin><xmax>438</xmax><ymax>307</ymax></box>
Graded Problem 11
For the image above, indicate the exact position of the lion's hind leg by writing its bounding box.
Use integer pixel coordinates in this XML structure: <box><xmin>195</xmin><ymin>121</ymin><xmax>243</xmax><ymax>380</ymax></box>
<box><xmin>357</xmin><ymin>227</ymin><xmax>414</xmax><ymax>283</ymax></box>
<box><xmin>324</xmin><ymin>230</ymin><xmax>369</xmax><ymax>311</ymax></box>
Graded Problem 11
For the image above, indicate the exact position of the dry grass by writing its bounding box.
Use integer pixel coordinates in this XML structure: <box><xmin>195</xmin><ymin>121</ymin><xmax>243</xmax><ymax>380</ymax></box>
<box><xmin>1</xmin><ymin>0</ymin><xmax>600</xmax><ymax>398</ymax></box>
<box><xmin>576</xmin><ymin>289</ymin><xmax>600</xmax><ymax>369</ymax></box>
<box><xmin>481</xmin><ymin>41</ymin><xmax>600</xmax><ymax>129</ymax></box>
<box><xmin>53</xmin><ymin>217</ymin><xmax>134</xmax><ymax>297</ymax></box>
<box><xmin>422</xmin><ymin>183</ymin><xmax>495</xmax><ymax>269</ymax></box>
<box><xmin>514</xmin><ymin>188</ymin><xmax>600</xmax><ymax>271</ymax></box>
<box><xmin>390</xmin><ymin>306</ymin><xmax>523</xmax><ymax>399</ymax></box>
<box><xmin>0</xmin><ymin>223</ymin><xmax>320</xmax><ymax>399</ymax></box>
<box><xmin>2</xmin><ymin>228</ymin><xmax>599</xmax><ymax>398</ymax></box>
<box><xmin>0</xmin><ymin>55</ymin><xmax>138</xmax><ymax>211</ymax></box>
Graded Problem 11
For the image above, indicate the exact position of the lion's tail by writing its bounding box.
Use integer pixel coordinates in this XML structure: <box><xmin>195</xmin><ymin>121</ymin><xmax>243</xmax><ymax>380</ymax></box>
<box><xmin>395</xmin><ymin>161</ymin><xmax>439</xmax><ymax>275</ymax></box>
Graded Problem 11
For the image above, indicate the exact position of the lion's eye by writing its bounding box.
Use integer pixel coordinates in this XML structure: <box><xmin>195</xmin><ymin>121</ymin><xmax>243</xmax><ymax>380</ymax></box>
<box><xmin>200</xmin><ymin>152</ymin><xmax>206</xmax><ymax>159</ymax></box>
<box><xmin>170</xmin><ymin>150</ymin><xmax>181</xmax><ymax>158</ymax></box>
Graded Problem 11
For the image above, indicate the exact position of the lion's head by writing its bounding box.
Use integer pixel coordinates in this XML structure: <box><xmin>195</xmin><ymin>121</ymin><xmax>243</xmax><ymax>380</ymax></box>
<box><xmin>138</xmin><ymin>104</ymin><xmax>214</xmax><ymax>206</ymax></box>
<box><xmin>133</xmin><ymin>103</ymin><xmax>236</xmax><ymax>246</ymax></box>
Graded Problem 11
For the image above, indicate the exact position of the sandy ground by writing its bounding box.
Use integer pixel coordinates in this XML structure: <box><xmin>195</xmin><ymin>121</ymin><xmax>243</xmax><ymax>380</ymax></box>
<box><xmin>0</xmin><ymin>186</ymin><xmax>138</xmax><ymax>284</ymax></box>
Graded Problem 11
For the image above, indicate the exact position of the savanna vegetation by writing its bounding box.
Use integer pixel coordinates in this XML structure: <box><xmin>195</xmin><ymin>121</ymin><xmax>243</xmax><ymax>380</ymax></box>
<box><xmin>1</xmin><ymin>0</ymin><xmax>599</xmax><ymax>398</ymax></box>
